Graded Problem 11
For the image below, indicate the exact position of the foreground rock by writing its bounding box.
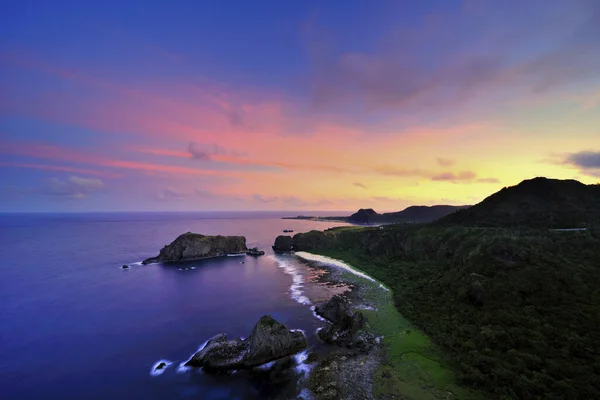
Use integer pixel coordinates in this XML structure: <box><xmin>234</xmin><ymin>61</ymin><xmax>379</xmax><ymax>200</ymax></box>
<box><xmin>186</xmin><ymin>315</ymin><xmax>307</xmax><ymax>371</ymax></box>
<box><xmin>143</xmin><ymin>232</ymin><xmax>247</xmax><ymax>264</ymax></box>
<box><xmin>315</xmin><ymin>295</ymin><xmax>376</xmax><ymax>352</ymax></box>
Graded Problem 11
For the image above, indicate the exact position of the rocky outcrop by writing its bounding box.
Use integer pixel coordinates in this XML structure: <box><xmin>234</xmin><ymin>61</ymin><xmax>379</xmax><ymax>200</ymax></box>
<box><xmin>246</xmin><ymin>247</ymin><xmax>265</xmax><ymax>256</ymax></box>
<box><xmin>185</xmin><ymin>315</ymin><xmax>307</xmax><ymax>372</ymax></box>
<box><xmin>272</xmin><ymin>231</ymin><xmax>337</xmax><ymax>253</ymax></box>
<box><xmin>272</xmin><ymin>235</ymin><xmax>294</xmax><ymax>252</ymax></box>
<box><xmin>142</xmin><ymin>232</ymin><xmax>247</xmax><ymax>264</ymax></box>
<box><xmin>316</xmin><ymin>295</ymin><xmax>376</xmax><ymax>352</ymax></box>
<box><xmin>243</xmin><ymin>316</ymin><xmax>307</xmax><ymax>367</ymax></box>
<box><xmin>314</xmin><ymin>295</ymin><xmax>352</xmax><ymax>323</ymax></box>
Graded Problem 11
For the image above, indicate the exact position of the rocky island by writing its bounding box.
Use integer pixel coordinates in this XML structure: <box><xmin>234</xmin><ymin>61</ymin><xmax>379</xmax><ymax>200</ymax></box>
<box><xmin>142</xmin><ymin>232</ymin><xmax>248</xmax><ymax>264</ymax></box>
<box><xmin>185</xmin><ymin>315</ymin><xmax>307</xmax><ymax>371</ymax></box>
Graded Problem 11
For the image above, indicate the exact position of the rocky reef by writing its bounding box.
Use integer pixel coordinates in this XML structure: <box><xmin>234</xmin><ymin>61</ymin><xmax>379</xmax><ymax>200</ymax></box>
<box><xmin>185</xmin><ymin>315</ymin><xmax>307</xmax><ymax>371</ymax></box>
<box><xmin>142</xmin><ymin>232</ymin><xmax>247</xmax><ymax>264</ymax></box>
<box><xmin>315</xmin><ymin>295</ymin><xmax>376</xmax><ymax>352</ymax></box>
<box><xmin>246</xmin><ymin>247</ymin><xmax>265</xmax><ymax>256</ymax></box>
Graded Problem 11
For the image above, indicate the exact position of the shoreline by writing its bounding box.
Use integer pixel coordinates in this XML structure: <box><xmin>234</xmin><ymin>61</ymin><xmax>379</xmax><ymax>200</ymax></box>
<box><xmin>296</xmin><ymin>250</ymin><xmax>472</xmax><ymax>400</ymax></box>
<box><xmin>294</xmin><ymin>252</ymin><xmax>388</xmax><ymax>400</ymax></box>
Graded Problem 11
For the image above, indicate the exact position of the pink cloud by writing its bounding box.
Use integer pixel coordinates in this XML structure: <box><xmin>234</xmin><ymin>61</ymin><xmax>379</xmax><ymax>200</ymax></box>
<box><xmin>0</xmin><ymin>161</ymin><xmax>120</xmax><ymax>178</ymax></box>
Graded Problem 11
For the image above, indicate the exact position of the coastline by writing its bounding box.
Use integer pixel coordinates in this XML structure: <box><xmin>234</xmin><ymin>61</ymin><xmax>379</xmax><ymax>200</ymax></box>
<box><xmin>296</xmin><ymin>251</ymin><xmax>477</xmax><ymax>400</ymax></box>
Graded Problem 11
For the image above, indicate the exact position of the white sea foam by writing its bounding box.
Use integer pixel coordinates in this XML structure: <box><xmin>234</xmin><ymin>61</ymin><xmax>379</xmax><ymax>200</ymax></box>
<box><xmin>176</xmin><ymin>362</ymin><xmax>192</xmax><ymax>373</ymax></box>
<box><xmin>355</xmin><ymin>304</ymin><xmax>377</xmax><ymax>311</ymax></box>
<box><xmin>177</xmin><ymin>339</ymin><xmax>210</xmax><ymax>374</ymax></box>
<box><xmin>271</xmin><ymin>255</ymin><xmax>312</xmax><ymax>305</ymax></box>
<box><xmin>294</xmin><ymin>350</ymin><xmax>312</xmax><ymax>375</ymax></box>
<box><xmin>255</xmin><ymin>360</ymin><xmax>276</xmax><ymax>370</ymax></box>
<box><xmin>150</xmin><ymin>359</ymin><xmax>173</xmax><ymax>377</ymax></box>
<box><xmin>227</xmin><ymin>253</ymin><xmax>245</xmax><ymax>257</ymax></box>
<box><xmin>310</xmin><ymin>306</ymin><xmax>330</xmax><ymax>323</ymax></box>
<box><xmin>298</xmin><ymin>388</ymin><xmax>315</xmax><ymax>400</ymax></box>
<box><xmin>295</xmin><ymin>252</ymin><xmax>390</xmax><ymax>291</ymax></box>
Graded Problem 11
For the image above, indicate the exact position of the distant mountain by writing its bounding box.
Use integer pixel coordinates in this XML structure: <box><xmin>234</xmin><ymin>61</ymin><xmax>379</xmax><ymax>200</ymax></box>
<box><xmin>283</xmin><ymin>205</ymin><xmax>468</xmax><ymax>224</ymax></box>
<box><xmin>438</xmin><ymin>177</ymin><xmax>600</xmax><ymax>228</ymax></box>
<box><xmin>349</xmin><ymin>205</ymin><xmax>469</xmax><ymax>224</ymax></box>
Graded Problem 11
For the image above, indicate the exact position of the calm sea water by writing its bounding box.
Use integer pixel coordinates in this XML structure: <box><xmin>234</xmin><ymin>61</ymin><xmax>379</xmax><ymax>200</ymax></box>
<box><xmin>0</xmin><ymin>212</ymin><xmax>350</xmax><ymax>400</ymax></box>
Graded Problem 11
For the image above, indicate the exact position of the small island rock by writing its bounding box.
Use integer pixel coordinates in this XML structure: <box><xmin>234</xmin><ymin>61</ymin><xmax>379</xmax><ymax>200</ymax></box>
<box><xmin>185</xmin><ymin>315</ymin><xmax>307</xmax><ymax>372</ymax></box>
<box><xmin>143</xmin><ymin>232</ymin><xmax>247</xmax><ymax>264</ymax></box>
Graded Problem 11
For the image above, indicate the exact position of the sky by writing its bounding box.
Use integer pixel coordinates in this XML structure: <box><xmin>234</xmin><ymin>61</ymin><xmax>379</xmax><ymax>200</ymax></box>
<box><xmin>1</xmin><ymin>0</ymin><xmax>599</xmax><ymax>212</ymax></box>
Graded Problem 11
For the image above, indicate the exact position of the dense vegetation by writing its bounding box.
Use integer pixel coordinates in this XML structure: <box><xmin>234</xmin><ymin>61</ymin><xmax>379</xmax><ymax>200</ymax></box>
<box><xmin>439</xmin><ymin>177</ymin><xmax>600</xmax><ymax>228</ymax></box>
<box><xmin>307</xmin><ymin>225</ymin><xmax>600</xmax><ymax>399</ymax></box>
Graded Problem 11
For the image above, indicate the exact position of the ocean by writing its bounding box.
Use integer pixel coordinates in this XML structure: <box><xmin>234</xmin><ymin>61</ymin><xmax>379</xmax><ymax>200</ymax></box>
<box><xmin>0</xmin><ymin>212</ymin><xmax>351</xmax><ymax>400</ymax></box>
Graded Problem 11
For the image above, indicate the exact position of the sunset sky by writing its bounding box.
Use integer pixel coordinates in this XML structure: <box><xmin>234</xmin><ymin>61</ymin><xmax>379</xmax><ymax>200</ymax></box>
<box><xmin>1</xmin><ymin>0</ymin><xmax>599</xmax><ymax>212</ymax></box>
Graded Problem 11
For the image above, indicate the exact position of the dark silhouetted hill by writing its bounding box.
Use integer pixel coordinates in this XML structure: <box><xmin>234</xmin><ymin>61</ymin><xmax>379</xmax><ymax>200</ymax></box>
<box><xmin>349</xmin><ymin>205</ymin><xmax>469</xmax><ymax>224</ymax></box>
<box><xmin>438</xmin><ymin>177</ymin><xmax>600</xmax><ymax>228</ymax></box>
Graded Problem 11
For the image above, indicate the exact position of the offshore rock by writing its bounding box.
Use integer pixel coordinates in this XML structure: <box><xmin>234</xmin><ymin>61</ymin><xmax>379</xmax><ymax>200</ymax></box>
<box><xmin>185</xmin><ymin>315</ymin><xmax>307</xmax><ymax>372</ymax></box>
<box><xmin>142</xmin><ymin>232</ymin><xmax>247</xmax><ymax>264</ymax></box>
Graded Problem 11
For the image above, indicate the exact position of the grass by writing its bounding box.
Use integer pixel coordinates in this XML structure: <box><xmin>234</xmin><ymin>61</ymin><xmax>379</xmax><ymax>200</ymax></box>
<box><xmin>298</xmin><ymin>224</ymin><xmax>600</xmax><ymax>399</ymax></box>
<box><xmin>314</xmin><ymin>248</ymin><xmax>483</xmax><ymax>400</ymax></box>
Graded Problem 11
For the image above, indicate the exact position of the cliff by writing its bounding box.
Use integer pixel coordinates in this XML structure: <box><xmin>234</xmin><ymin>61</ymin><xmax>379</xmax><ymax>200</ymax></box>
<box><xmin>142</xmin><ymin>232</ymin><xmax>247</xmax><ymax>264</ymax></box>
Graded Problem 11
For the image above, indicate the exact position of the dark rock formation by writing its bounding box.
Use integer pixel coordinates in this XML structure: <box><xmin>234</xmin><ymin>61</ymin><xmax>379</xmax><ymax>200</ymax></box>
<box><xmin>121</xmin><ymin>264</ymin><xmax>129</xmax><ymax>269</ymax></box>
<box><xmin>243</xmin><ymin>315</ymin><xmax>307</xmax><ymax>367</ymax></box>
<box><xmin>185</xmin><ymin>315</ymin><xmax>307</xmax><ymax>372</ymax></box>
<box><xmin>314</xmin><ymin>295</ymin><xmax>351</xmax><ymax>323</ymax></box>
<box><xmin>272</xmin><ymin>230</ymin><xmax>336</xmax><ymax>253</ymax></box>
<box><xmin>272</xmin><ymin>235</ymin><xmax>294</xmax><ymax>252</ymax></box>
<box><xmin>155</xmin><ymin>362</ymin><xmax>166</xmax><ymax>370</ymax></box>
<box><xmin>246</xmin><ymin>247</ymin><xmax>265</xmax><ymax>256</ymax></box>
<box><xmin>316</xmin><ymin>296</ymin><xmax>376</xmax><ymax>352</ymax></box>
<box><xmin>143</xmin><ymin>232</ymin><xmax>247</xmax><ymax>264</ymax></box>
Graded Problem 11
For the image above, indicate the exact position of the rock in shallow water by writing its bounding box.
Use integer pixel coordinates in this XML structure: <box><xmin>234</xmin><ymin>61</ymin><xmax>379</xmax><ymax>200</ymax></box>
<box><xmin>315</xmin><ymin>295</ymin><xmax>377</xmax><ymax>352</ymax></box>
<box><xmin>314</xmin><ymin>295</ymin><xmax>352</xmax><ymax>323</ymax></box>
<box><xmin>244</xmin><ymin>316</ymin><xmax>307</xmax><ymax>367</ymax></box>
<box><xmin>185</xmin><ymin>315</ymin><xmax>307</xmax><ymax>372</ymax></box>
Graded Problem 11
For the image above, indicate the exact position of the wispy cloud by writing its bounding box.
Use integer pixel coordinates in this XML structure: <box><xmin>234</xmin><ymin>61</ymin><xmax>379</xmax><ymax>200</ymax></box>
<box><xmin>157</xmin><ymin>187</ymin><xmax>188</xmax><ymax>201</ymax></box>
<box><xmin>563</xmin><ymin>150</ymin><xmax>600</xmax><ymax>177</ymax></box>
<box><xmin>44</xmin><ymin>175</ymin><xmax>105</xmax><ymax>199</ymax></box>
<box><xmin>436</xmin><ymin>158</ymin><xmax>455</xmax><ymax>166</ymax></box>
<box><xmin>431</xmin><ymin>171</ymin><xmax>477</xmax><ymax>182</ymax></box>
<box><xmin>354</xmin><ymin>182</ymin><xmax>368</xmax><ymax>189</ymax></box>
<box><xmin>475</xmin><ymin>177</ymin><xmax>501</xmax><ymax>184</ymax></box>
<box><xmin>188</xmin><ymin>142</ymin><xmax>245</xmax><ymax>160</ymax></box>
<box><xmin>307</xmin><ymin>0</ymin><xmax>600</xmax><ymax>116</ymax></box>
